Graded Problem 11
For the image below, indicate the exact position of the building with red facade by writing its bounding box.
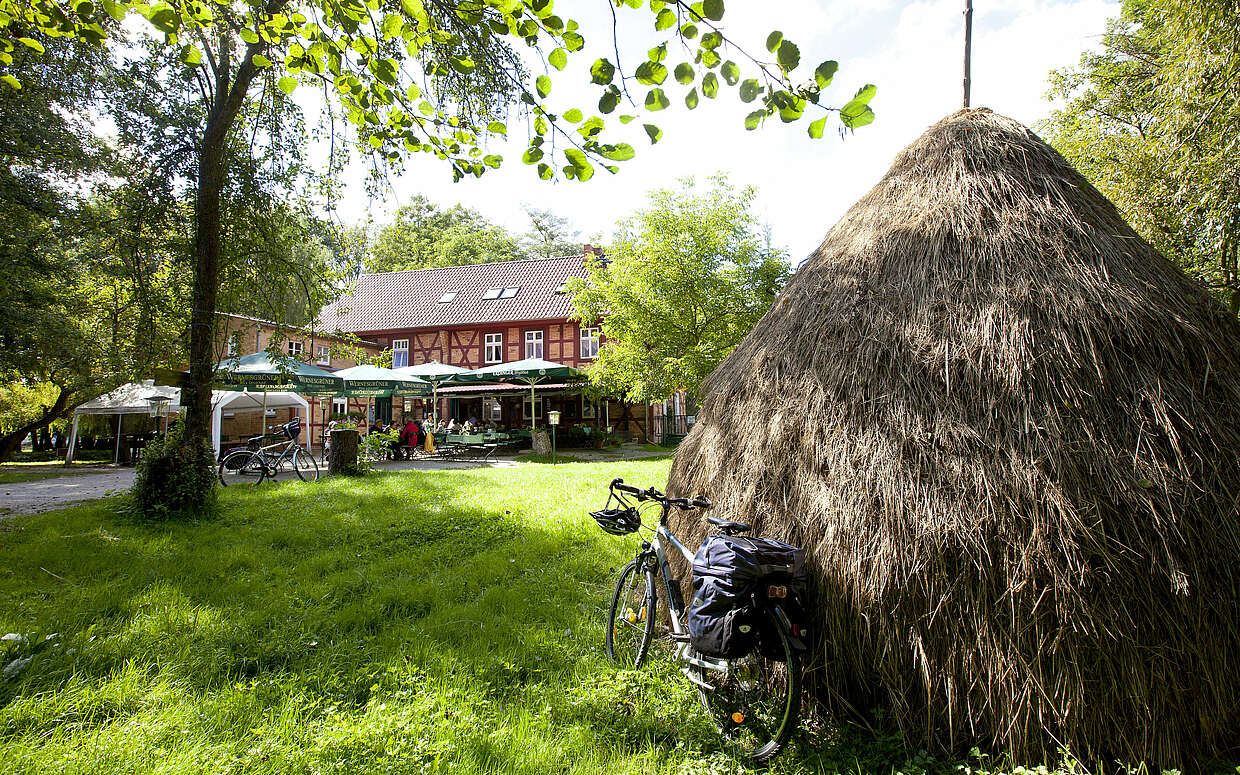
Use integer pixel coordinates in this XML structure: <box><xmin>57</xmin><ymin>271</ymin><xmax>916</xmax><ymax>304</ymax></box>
<box><xmin>315</xmin><ymin>248</ymin><xmax>648</xmax><ymax>440</ymax></box>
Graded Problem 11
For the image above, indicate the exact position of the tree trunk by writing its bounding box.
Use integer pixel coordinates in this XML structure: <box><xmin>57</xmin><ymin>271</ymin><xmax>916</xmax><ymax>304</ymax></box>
<box><xmin>329</xmin><ymin>428</ymin><xmax>359</xmax><ymax>475</ymax></box>
<box><xmin>0</xmin><ymin>386</ymin><xmax>71</xmax><ymax>462</ymax></box>
<box><xmin>175</xmin><ymin>24</ymin><xmax>282</xmax><ymax>505</ymax></box>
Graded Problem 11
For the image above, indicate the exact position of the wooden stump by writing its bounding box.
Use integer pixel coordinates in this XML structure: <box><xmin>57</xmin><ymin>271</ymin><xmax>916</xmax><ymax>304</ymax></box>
<box><xmin>329</xmin><ymin>428</ymin><xmax>360</xmax><ymax>475</ymax></box>
<box><xmin>532</xmin><ymin>429</ymin><xmax>551</xmax><ymax>455</ymax></box>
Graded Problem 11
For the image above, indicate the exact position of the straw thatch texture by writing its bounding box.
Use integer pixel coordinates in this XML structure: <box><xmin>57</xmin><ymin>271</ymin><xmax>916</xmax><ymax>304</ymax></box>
<box><xmin>666</xmin><ymin>108</ymin><xmax>1240</xmax><ymax>766</ymax></box>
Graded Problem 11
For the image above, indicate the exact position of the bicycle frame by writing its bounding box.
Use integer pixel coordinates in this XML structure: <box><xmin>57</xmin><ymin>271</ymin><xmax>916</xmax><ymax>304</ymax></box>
<box><xmin>254</xmin><ymin>436</ymin><xmax>300</xmax><ymax>473</ymax></box>
<box><xmin>639</xmin><ymin>500</ymin><xmax>733</xmax><ymax>677</ymax></box>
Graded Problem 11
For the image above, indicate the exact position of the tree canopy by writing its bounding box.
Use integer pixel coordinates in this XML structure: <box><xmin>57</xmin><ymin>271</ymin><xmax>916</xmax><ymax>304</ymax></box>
<box><xmin>1043</xmin><ymin>0</ymin><xmax>1240</xmax><ymax>313</ymax></box>
<box><xmin>569</xmin><ymin>174</ymin><xmax>788</xmax><ymax>403</ymax></box>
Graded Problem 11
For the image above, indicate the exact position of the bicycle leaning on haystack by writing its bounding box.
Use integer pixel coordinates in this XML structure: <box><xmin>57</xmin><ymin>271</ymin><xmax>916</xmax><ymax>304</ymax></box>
<box><xmin>593</xmin><ymin>478</ymin><xmax>810</xmax><ymax>764</ymax></box>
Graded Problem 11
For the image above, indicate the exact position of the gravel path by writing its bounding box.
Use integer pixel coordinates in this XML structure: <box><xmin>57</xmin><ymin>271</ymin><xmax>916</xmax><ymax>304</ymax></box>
<box><xmin>0</xmin><ymin>469</ymin><xmax>136</xmax><ymax>516</ymax></box>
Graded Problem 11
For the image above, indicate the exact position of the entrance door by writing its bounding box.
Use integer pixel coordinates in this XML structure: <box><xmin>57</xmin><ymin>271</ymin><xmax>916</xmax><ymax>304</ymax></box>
<box><xmin>375</xmin><ymin>396</ymin><xmax>392</xmax><ymax>423</ymax></box>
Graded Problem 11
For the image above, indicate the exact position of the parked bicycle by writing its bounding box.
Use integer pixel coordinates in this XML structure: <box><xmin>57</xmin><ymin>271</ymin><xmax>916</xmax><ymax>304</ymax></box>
<box><xmin>218</xmin><ymin>419</ymin><xmax>318</xmax><ymax>486</ymax></box>
<box><xmin>593</xmin><ymin>479</ymin><xmax>808</xmax><ymax>764</ymax></box>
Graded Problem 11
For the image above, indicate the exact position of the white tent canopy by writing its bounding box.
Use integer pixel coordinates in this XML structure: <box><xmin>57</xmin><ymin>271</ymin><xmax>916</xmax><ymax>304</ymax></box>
<box><xmin>67</xmin><ymin>381</ymin><xmax>309</xmax><ymax>462</ymax></box>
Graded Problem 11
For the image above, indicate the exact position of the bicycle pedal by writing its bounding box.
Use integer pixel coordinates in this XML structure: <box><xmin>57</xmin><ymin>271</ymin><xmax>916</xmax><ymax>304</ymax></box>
<box><xmin>668</xmin><ymin>632</ymin><xmax>691</xmax><ymax>642</ymax></box>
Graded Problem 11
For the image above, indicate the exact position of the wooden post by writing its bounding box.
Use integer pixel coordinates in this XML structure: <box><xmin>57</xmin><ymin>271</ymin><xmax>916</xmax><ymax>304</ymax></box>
<box><xmin>963</xmin><ymin>0</ymin><xmax>973</xmax><ymax>108</ymax></box>
<box><xmin>328</xmin><ymin>427</ymin><xmax>359</xmax><ymax>475</ymax></box>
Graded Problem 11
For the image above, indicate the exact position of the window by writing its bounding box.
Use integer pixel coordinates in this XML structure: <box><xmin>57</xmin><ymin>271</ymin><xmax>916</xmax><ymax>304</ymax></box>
<box><xmin>554</xmin><ymin>281</ymin><xmax>568</xmax><ymax>294</ymax></box>
<box><xmin>482</xmin><ymin>398</ymin><xmax>501</xmax><ymax>423</ymax></box>
<box><xmin>523</xmin><ymin>396</ymin><xmax>544</xmax><ymax>420</ymax></box>
<box><xmin>524</xmin><ymin>330</ymin><xmax>544</xmax><ymax>359</ymax></box>
<box><xmin>483</xmin><ymin>286</ymin><xmax>520</xmax><ymax>300</ymax></box>
<box><xmin>316</xmin><ymin>345</ymin><xmax>331</xmax><ymax>365</ymax></box>
<box><xmin>287</xmin><ymin>340</ymin><xmax>304</xmax><ymax>358</ymax></box>
<box><xmin>438</xmin><ymin>291</ymin><xmax>457</xmax><ymax>304</ymax></box>
<box><xmin>484</xmin><ymin>333</ymin><xmax>503</xmax><ymax>363</ymax></box>
<box><xmin>392</xmin><ymin>339</ymin><xmax>409</xmax><ymax>369</ymax></box>
<box><xmin>332</xmin><ymin>398</ymin><xmax>347</xmax><ymax>416</ymax></box>
<box><xmin>580</xmin><ymin>327</ymin><xmax>600</xmax><ymax>359</ymax></box>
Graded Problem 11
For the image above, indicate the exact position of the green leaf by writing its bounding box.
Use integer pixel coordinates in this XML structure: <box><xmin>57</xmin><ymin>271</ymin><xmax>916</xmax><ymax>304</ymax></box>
<box><xmin>685</xmin><ymin>88</ymin><xmax>699</xmax><ymax>109</ymax></box>
<box><xmin>739</xmin><ymin>78</ymin><xmax>761</xmax><ymax>103</ymax></box>
<box><xmin>549</xmin><ymin>47</ymin><xmax>567</xmax><ymax>71</ymax></box>
<box><xmin>701</xmin><ymin>31</ymin><xmax>722</xmax><ymax>50</ymax></box>
<box><xmin>701</xmin><ymin>71</ymin><xmax>718</xmax><ymax>98</ymax></box>
<box><xmin>840</xmin><ymin>83</ymin><xmax>877</xmax><ymax>128</ymax></box>
<box><xmin>654</xmin><ymin>8</ymin><xmax>675</xmax><ymax>31</ymax></box>
<box><xmin>744</xmin><ymin>110</ymin><xmax>764</xmax><ymax>130</ymax></box>
<box><xmin>563</xmin><ymin>108</ymin><xmax>583</xmax><ymax>123</ymax></box>
<box><xmin>599</xmin><ymin>86</ymin><xmax>620</xmax><ymax>114</ymax></box>
<box><xmin>538</xmin><ymin>162</ymin><xmax>554</xmax><ymax>180</ymax></box>
<box><xmin>778</xmin><ymin>95</ymin><xmax>805</xmax><ymax>122</ymax></box>
<box><xmin>720</xmin><ymin>60</ymin><xmax>739</xmax><ymax>85</ymax></box>
<box><xmin>148</xmin><ymin>7</ymin><xmax>179</xmax><ymax>33</ymax></box>
<box><xmin>619</xmin><ymin>114</ymin><xmax>636</xmax><ymax>124</ymax></box>
<box><xmin>536</xmin><ymin>75</ymin><xmax>552</xmax><ymax>98</ymax></box>
<box><xmin>563</xmin><ymin>31</ymin><xmax>584</xmax><ymax>51</ymax></box>
<box><xmin>765</xmin><ymin>30</ymin><xmax>782</xmax><ymax>53</ymax></box>
<box><xmin>101</xmin><ymin>0</ymin><xmax>125</xmax><ymax>21</ymax></box>
<box><xmin>680</xmin><ymin>22</ymin><xmax>698</xmax><ymax>39</ymax></box>
<box><xmin>814</xmin><ymin>60</ymin><xmax>838</xmax><ymax>89</ymax></box>
<box><xmin>644</xmin><ymin>88</ymin><xmax>670</xmax><ymax>111</ymax></box>
<box><xmin>239</xmin><ymin>28</ymin><xmax>260</xmax><ymax>44</ymax></box>
<box><xmin>674</xmin><ymin>62</ymin><xmax>694</xmax><ymax>85</ymax></box>
<box><xmin>180</xmin><ymin>44</ymin><xmax>202</xmax><ymax>65</ymax></box>
<box><xmin>278</xmin><ymin>76</ymin><xmax>297</xmax><ymax>94</ymax></box>
<box><xmin>777</xmin><ymin>40</ymin><xmax>800</xmax><ymax>71</ymax></box>
<box><xmin>600</xmin><ymin>143</ymin><xmax>635</xmax><ymax>161</ymax></box>
<box><xmin>635</xmin><ymin>61</ymin><xmax>668</xmax><ymax>85</ymax></box>
<box><xmin>487</xmin><ymin>120</ymin><xmax>507</xmax><ymax>135</ymax></box>
<box><xmin>643</xmin><ymin>123</ymin><xmax>662</xmax><ymax>144</ymax></box>
<box><xmin>252</xmin><ymin>54</ymin><xmax>273</xmax><ymax>68</ymax></box>
<box><xmin>17</xmin><ymin>38</ymin><xmax>45</xmax><ymax>54</ymax></box>
<box><xmin>0</xmin><ymin>74</ymin><xmax>21</xmax><ymax>91</ymax></box>
<box><xmin>590</xmin><ymin>58</ymin><xmax>615</xmax><ymax>85</ymax></box>
<box><xmin>522</xmin><ymin>147</ymin><xmax>544</xmax><ymax>164</ymax></box>
<box><xmin>702</xmin><ymin>0</ymin><xmax>724</xmax><ymax>21</ymax></box>
<box><xmin>648</xmin><ymin>43</ymin><xmax>667</xmax><ymax>63</ymax></box>
<box><xmin>808</xmin><ymin>116</ymin><xmax>826</xmax><ymax>139</ymax></box>
<box><xmin>564</xmin><ymin>148</ymin><xmax>593</xmax><ymax>181</ymax></box>
<box><xmin>450</xmin><ymin>55</ymin><xmax>475</xmax><ymax>74</ymax></box>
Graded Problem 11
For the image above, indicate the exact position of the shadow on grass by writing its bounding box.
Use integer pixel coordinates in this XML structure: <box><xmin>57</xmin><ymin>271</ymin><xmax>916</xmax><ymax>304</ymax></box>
<box><xmin>0</xmin><ymin>459</ymin><xmax>762</xmax><ymax>773</ymax></box>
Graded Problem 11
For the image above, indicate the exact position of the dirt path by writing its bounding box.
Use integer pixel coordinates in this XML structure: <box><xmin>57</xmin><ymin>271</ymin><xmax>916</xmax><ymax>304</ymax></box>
<box><xmin>0</xmin><ymin>469</ymin><xmax>136</xmax><ymax>516</ymax></box>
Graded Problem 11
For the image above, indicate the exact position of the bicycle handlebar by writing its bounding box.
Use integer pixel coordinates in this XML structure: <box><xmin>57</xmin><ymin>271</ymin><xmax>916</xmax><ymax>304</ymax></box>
<box><xmin>610</xmin><ymin>479</ymin><xmax>707</xmax><ymax>510</ymax></box>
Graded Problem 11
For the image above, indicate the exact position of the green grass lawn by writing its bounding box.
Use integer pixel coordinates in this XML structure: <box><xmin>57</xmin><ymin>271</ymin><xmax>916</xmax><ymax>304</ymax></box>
<box><xmin>0</xmin><ymin>460</ymin><xmax>1152</xmax><ymax>775</ymax></box>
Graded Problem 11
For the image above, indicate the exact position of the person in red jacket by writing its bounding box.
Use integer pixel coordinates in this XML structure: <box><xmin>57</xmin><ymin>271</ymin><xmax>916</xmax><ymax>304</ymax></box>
<box><xmin>397</xmin><ymin>418</ymin><xmax>419</xmax><ymax>460</ymax></box>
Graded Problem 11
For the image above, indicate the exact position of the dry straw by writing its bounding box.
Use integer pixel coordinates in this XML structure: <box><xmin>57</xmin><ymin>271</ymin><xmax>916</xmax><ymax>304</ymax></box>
<box><xmin>667</xmin><ymin>108</ymin><xmax>1240</xmax><ymax>767</ymax></box>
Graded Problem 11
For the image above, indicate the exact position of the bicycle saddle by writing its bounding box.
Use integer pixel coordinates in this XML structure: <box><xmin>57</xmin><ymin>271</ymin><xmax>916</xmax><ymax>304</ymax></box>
<box><xmin>707</xmin><ymin>516</ymin><xmax>751</xmax><ymax>535</ymax></box>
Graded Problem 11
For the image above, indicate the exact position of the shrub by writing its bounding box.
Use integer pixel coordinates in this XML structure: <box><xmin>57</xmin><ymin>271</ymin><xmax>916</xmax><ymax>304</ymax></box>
<box><xmin>131</xmin><ymin>424</ymin><xmax>217</xmax><ymax>519</ymax></box>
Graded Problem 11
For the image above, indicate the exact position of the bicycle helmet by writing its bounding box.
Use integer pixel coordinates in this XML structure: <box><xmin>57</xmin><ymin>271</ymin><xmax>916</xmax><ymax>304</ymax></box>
<box><xmin>591</xmin><ymin>506</ymin><xmax>641</xmax><ymax>536</ymax></box>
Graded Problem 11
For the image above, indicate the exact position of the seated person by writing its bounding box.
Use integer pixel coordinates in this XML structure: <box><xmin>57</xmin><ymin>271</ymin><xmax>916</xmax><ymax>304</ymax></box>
<box><xmin>446</xmin><ymin>418</ymin><xmax>459</xmax><ymax>433</ymax></box>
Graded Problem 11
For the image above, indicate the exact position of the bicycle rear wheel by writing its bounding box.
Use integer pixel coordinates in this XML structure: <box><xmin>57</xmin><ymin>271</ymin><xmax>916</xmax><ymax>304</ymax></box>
<box><xmin>293</xmin><ymin>449</ymin><xmax>319</xmax><ymax>481</ymax></box>
<box><xmin>218</xmin><ymin>449</ymin><xmax>268</xmax><ymax>487</ymax></box>
<box><xmin>606</xmin><ymin>558</ymin><xmax>656</xmax><ymax>668</ymax></box>
<box><xmin>692</xmin><ymin>609</ymin><xmax>802</xmax><ymax>764</ymax></box>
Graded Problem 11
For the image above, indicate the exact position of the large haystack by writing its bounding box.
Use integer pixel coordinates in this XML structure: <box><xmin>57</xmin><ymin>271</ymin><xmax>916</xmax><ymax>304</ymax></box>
<box><xmin>666</xmin><ymin>108</ymin><xmax>1240</xmax><ymax>766</ymax></box>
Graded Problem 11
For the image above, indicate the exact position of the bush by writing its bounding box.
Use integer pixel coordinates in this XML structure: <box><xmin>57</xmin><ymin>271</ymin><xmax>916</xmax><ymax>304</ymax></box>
<box><xmin>131</xmin><ymin>424</ymin><xmax>217</xmax><ymax>519</ymax></box>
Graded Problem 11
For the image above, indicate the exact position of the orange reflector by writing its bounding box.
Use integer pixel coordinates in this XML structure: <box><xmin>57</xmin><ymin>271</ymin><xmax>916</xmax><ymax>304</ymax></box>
<box><xmin>767</xmin><ymin>585</ymin><xmax>787</xmax><ymax>598</ymax></box>
<box><xmin>731</xmin><ymin>712</ymin><xmax>745</xmax><ymax>724</ymax></box>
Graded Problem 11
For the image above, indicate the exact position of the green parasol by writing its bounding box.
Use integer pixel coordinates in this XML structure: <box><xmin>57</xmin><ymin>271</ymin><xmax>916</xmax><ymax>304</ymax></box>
<box><xmin>212</xmin><ymin>352</ymin><xmax>344</xmax><ymax>397</ymax></box>
<box><xmin>454</xmin><ymin>358</ymin><xmax>587</xmax><ymax>432</ymax></box>
<box><xmin>393</xmin><ymin>361</ymin><xmax>470</xmax><ymax>424</ymax></box>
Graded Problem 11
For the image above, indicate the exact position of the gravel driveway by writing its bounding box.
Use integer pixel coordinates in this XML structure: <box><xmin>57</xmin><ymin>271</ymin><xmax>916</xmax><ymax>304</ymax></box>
<box><xmin>0</xmin><ymin>469</ymin><xmax>136</xmax><ymax>516</ymax></box>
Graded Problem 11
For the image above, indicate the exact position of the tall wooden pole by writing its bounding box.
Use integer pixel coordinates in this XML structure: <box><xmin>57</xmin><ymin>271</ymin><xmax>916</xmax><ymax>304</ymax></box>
<box><xmin>963</xmin><ymin>0</ymin><xmax>973</xmax><ymax>108</ymax></box>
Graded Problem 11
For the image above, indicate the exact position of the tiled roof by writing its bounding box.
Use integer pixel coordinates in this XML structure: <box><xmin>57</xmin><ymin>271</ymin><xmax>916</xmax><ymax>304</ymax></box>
<box><xmin>317</xmin><ymin>254</ymin><xmax>590</xmax><ymax>334</ymax></box>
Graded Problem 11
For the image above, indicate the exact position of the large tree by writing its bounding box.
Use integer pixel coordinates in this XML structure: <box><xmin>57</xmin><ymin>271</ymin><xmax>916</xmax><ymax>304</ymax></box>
<box><xmin>569</xmin><ymin>174</ymin><xmax>788</xmax><ymax>403</ymax></box>
<box><xmin>4</xmin><ymin>0</ymin><xmax>874</xmax><ymax>508</ymax></box>
<box><xmin>368</xmin><ymin>194</ymin><xmax>520</xmax><ymax>271</ymax></box>
<box><xmin>521</xmin><ymin>206</ymin><xmax>580</xmax><ymax>259</ymax></box>
<box><xmin>1043</xmin><ymin>0</ymin><xmax>1240</xmax><ymax>313</ymax></box>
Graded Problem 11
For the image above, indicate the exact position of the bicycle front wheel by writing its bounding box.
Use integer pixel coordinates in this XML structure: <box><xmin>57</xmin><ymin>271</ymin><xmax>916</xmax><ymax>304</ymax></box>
<box><xmin>218</xmin><ymin>450</ymin><xmax>268</xmax><ymax>487</ymax></box>
<box><xmin>692</xmin><ymin>608</ymin><xmax>802</xmax><ymax>764</ymax></box>
<box><xmin>293</xmin><ymin>449</ymin><xmax>319</xmax><ymax>481</ymax></box>
<box><xmin>606</xmin><ymin>558</ymin><xmax>656</xmax><ymax>668</ymax></box>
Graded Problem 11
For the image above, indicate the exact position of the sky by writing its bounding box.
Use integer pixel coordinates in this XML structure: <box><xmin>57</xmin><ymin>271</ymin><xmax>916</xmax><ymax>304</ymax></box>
<box><xmin>315</xmin><ymin>0</ymin><xmax>1120</xmax><ymax>263</ymax></box>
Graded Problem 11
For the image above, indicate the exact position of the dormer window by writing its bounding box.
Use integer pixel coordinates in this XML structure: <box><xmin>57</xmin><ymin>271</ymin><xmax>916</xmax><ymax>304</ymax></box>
<box><xmin>438</xmin><ymin>291</ymin><xmax>458</xmax><ymax>304</ymax></box>
<box><xmin>484</xmin><ymin>286</ymin><xmax>520</xmax><ymax>300</ymax></box>
<box><xmin>554</xmin><ymin>281</ymin><xmax>568</xmax><ymax>294</ymax></box>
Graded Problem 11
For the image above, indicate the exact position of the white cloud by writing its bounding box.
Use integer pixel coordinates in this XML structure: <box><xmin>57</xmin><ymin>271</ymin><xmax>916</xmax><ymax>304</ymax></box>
<box><xmin>321</xmin><ymin>0</ymin><xmax>1117</xmax><ymax>262</ymax></box>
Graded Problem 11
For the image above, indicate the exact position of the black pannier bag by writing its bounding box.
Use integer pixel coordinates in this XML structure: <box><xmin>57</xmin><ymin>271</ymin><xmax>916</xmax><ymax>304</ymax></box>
<box><xmin>687</xmin><ymin>534</ymin><xmax>808</xmax><ymax>659</ymax></box>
